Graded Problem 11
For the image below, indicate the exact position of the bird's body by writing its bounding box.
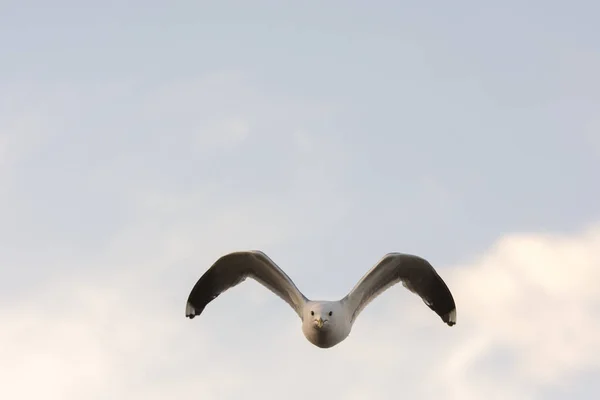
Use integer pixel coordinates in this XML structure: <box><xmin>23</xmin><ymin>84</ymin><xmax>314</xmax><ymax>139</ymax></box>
<box><xmin>185</xmin><ymin>250</ymin><xmax>456</xmax><ymax>348</ymax></box>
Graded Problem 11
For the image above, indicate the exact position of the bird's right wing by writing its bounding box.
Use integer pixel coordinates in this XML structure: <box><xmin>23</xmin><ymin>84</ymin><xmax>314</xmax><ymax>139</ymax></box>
<box><xmin>185</xmin><ymin>250</ymin><xmax>308</xmax><ymax>320</ymax></box>
<box><xmin>342</xmin><ymin>253</ymin><xmax>456</xmax><ymax>326</ymax></box>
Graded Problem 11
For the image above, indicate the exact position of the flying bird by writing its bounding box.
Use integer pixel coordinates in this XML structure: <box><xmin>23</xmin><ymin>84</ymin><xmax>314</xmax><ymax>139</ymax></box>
<box><xmin>185</xmin><ymin>250</ymin><xmax>456</xmax><ymax>348</ymax></box>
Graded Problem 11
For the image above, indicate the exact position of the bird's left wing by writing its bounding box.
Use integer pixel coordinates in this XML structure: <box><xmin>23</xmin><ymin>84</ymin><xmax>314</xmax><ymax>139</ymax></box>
<box><xmin>342</xmin><ymin>253</ymin><xmax>456</xmax><ymax>326</ymax></box>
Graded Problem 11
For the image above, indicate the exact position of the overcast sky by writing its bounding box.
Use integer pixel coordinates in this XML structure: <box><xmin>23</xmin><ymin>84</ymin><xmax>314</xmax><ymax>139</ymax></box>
<box><xmin>1</xmin><ymin>1</ymin><xmax>599</xmax><ymax>399</ymax></box>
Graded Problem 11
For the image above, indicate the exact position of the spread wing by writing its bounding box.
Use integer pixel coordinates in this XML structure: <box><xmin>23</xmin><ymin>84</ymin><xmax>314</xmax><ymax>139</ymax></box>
<box><xmin>342</xmin><ymin>253</ymin><xmax>456</xmax><ymax>326</ymax></box>
<box><xmin>185</xmin><ymin>250</ymin><xmax>308</xmax><ymax>320</ymax></box>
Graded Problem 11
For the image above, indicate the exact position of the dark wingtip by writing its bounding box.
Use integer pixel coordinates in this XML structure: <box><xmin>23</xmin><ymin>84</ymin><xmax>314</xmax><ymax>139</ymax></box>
<box><xmin>442</xmin><ymin>308</ymin><xmax>457</xmax><ymax>326</ymax></box>
<box><xmin>185</xmin><ymin>301</ymin><xmax>198</xmax><ymax>319</ymax></box>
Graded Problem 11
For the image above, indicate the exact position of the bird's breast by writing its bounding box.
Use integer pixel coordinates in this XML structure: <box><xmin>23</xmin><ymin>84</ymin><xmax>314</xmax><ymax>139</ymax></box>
<box><xmin>302</xmin><ymin>324</ymin><xmax>349</xmax><ymax>349</ymax></box>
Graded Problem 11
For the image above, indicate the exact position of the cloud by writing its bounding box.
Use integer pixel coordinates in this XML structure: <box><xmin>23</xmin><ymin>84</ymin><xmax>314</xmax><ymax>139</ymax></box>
<box><xmin>432</xmin><ymin>225</ymin><xmax>600</xmax><ymax>398</ymax></box>
<box><xmin>2</xmin><ymin>222</ymin><xmax>600</xmax><ymax>399</ymax></box>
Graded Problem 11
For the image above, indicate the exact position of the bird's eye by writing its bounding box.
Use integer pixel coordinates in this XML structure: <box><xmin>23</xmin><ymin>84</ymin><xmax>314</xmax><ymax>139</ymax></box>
<box><xmin>328</xmin><ymin>311</ymin><xmax>333</xmax><ymax>316</ymax></box>
<box><xmin>310</xmin><ymin>311</ymin><xmax>314</xmax><ymax>316</ymax></box>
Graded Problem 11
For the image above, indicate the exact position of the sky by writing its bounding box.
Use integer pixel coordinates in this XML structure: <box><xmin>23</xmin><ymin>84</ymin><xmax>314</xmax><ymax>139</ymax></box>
<box><xmin>1</xmin><ymin>1</ymin><xmax>599</xmax><ymax>399</ymax></box>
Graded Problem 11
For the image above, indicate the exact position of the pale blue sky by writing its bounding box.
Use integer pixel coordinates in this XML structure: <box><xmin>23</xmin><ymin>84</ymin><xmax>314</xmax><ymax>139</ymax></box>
<box><xmin>1</xmin><ymin>2</ymin><xmax>599</xmax><ymax>399</ymax></box>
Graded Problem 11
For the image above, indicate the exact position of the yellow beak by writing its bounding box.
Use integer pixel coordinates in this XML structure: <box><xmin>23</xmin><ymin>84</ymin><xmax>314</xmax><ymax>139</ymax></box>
<box><xmin>316</xmin><ymin>317</ymin><xmax>324</xmax><ymax>328</ymax></box>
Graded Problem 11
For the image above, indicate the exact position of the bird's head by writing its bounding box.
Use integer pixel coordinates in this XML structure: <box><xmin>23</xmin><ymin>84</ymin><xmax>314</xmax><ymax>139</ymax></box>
<box><xmin>306</xmin><ymin>302</ymin><xmax>338</xmax><ymax>330</ymax></box>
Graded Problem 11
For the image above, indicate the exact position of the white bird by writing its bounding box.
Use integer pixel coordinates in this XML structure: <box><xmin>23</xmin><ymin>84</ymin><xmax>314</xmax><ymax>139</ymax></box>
<box><xmin>185</xmin><ymin>250</ymin><xmax>456</xmax><ymax>348</ymax></box>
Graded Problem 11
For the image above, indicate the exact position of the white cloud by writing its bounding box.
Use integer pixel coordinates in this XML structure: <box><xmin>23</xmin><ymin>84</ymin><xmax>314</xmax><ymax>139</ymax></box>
<box><xmin>2</xmin><ymin>223</ymin><xmax>600</xmax><ymax>399</ymax></box>
<box><xmin>446</xmin><ymin>227</ymin><xmax>600</xmax><ymax>387</ymax></box>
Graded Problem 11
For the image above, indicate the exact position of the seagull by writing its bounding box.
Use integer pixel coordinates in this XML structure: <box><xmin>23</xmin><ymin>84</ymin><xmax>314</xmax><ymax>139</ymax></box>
<box><xmin>185</xmin><ymin>250</ymin><xmax>456</xmax><ymax>348</ymax></box>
